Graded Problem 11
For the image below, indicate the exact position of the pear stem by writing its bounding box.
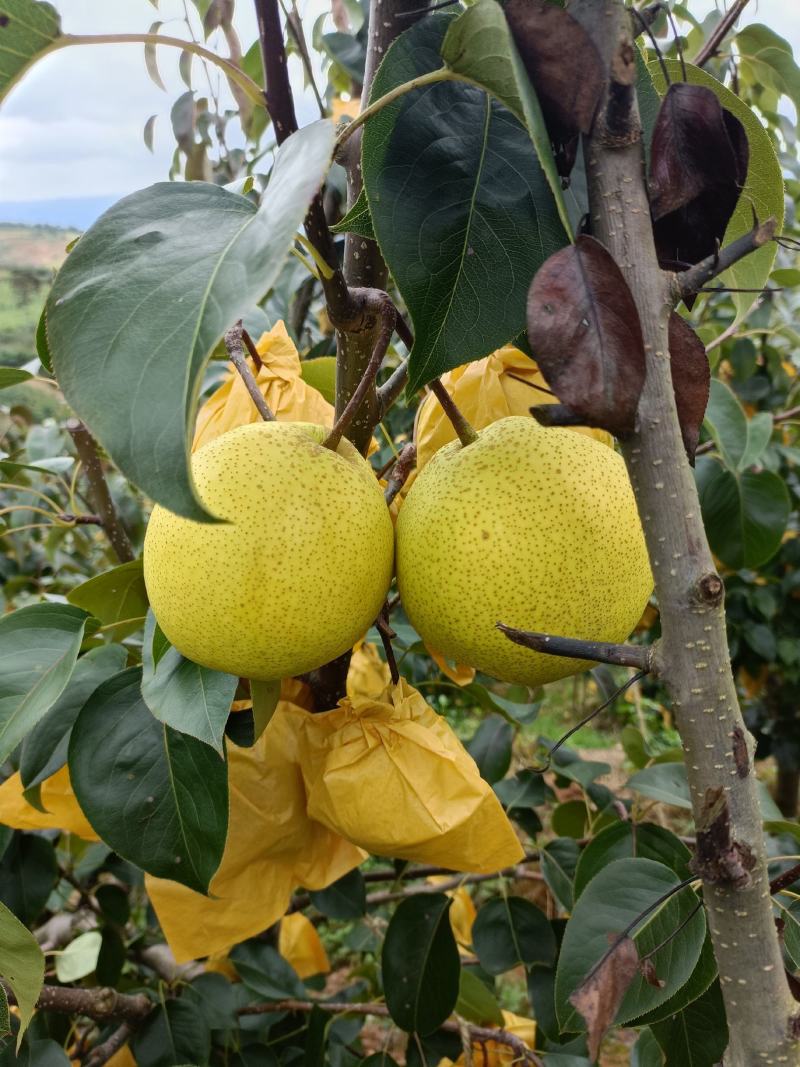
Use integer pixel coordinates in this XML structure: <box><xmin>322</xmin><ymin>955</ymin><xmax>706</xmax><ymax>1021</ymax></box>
<box><xmin>224</xmin><ymin>322</ymin><xmax>275</xmax><ymax>422</ymax></box>
<box><xmin>428</xmin><ymin>379</ymin><xmax>478</xmax><ymax>447</ymax></box>
<box><xmin>383</xmin><ymin>442</ymin><xmax>416</xmax><ymax>505</ymax></box>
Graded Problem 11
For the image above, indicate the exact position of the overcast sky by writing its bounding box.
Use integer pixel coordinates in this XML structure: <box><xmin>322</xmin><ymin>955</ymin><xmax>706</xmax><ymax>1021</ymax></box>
<box><xmin>1</xmin><ymin>0</ymin><xmax>799</xmax><ymax>210</ymax></box>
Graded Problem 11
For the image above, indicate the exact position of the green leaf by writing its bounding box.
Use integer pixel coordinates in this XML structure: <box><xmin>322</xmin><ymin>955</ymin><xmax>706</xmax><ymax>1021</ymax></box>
<box><xmin>95</xmin><ymin>884</ymin><xmax>130</xmax><ymax>926</ymax></box>
<box><xmin>250</xmin><ymin>679</ymin><xmax>281</xmax><ymax>744</ymax></box>
<box><xmin>555</xmin><ymin>858</ymin><xmax>705</xmax><ymax>1031</ymax></box>
<box><xmin>439</xmin><ymin>0</ymin><xmax>570</xmax><ymax>234</ymax></box>
<box><xmin>631</xmin><ymin>1028</ymin><xmax>664</xmax><ymax>1067</ymax></box>
<box><xmin>650</xmin><ymin>60</ymin><xmax>784</xmax><ymax>326</ymax></box>
<box><xmin>67</xmin><ymin>559</ymin><xmax>148</xmax><ymax>639</ymax></box>
<box><xmin>48</xmin><ymin>120</ymin><xmax>335</xmax><ymax>521</ymax></box>
<box><xmin>703</xmin><ymin>379</ymin><xmax>748</xmax><ymax>470</ymax></box>
<box><xmin>0</xmin><ymin>0</ymin><xmax>61</xmax><ymax>104</ymax></box>
<box><xmin>621</xmin><ymin>725</ymin><xmax>649</xmax><ymax>769</ymax></box>
<box><xmin>466</xmin><ymin>715</ymin><xmax>513</xmax><ymax>784</ymax></box>
<box><xmin>0</xmin><ymin>603</ymin><xmax>90</xmax><ymax>765</ymax></box>
<box><xmin>575</xmin><ymin>822</ymin><xmax>691</xmax><ymax>899</ymax></box>
<box><xmin>362</xmin><ymin>14</ymin><xmax>567</xmax><ymax>395</ymax></box>
<box><xmin>736</xmin><ymin>24</ymin><xmax>800</xmax><ymax>111</ymax></box>
<box><xmin>626</xmin><ymin>764</ymin><xmax>692</xmax><ymax>810</ymax></box>
<box><xmin>632</xmin><ymin>931</ymin><xmax>717</xmax><ymax>1026</ymax></box>
<box><xmin>650</xmin><ymin>980</ymin><xmax>728</xmax><ymax>1066</ymax></box>
<box><xmin>69</xmin><ymin>668</ymin><xmax>228</xmax><ymax>893</ymax></box>
<box><xmin>0</xmin><ymin>989</ymin><xmax>7</xmax><ymax>1040</ymax></box>
<box><xmin>0</xmin><ymin>834</ymin><xmax>57</xmax><ymax>925</ymax></box>
<box><xmin>695</xmin><ymin>456</ymin><xmax>790</xmax><ymax>570</ymax></box>
<box><xmin>330</xmin><ymin>188</ymin><xmax>375</xmax><ymax>239</ymax></box>
<box><xmin>739</xmin><ymin>412</ymin><xmax>773</xmax><ymax>470</ymax></box>
<box><xmin>0</xmin><ymin>369</ymin><xmax>32</xmax><ymax>390</ymax></box>
<box><xmin>231</xmin><ymin>942</ymin><xmax>305</xmax><ymax>999</ymax></box>
<box><xmin>494</xmin><ymin>768</ymin><xmax>547</xmax><ymax>809</ymax></box>
<box><xmin>299</xmin><ymin>356</ymin><xmax>337</xmax><ymax>405</ymax></box>
<box><xmin>0</xmin><ymin>900</ymin><xmax>44</xmax><ymax>1048</ymax></box>
<box><xmin>309</xmin><ymin>868</ymin><xmax>366</xmax><ymax>919</ymax></box>
<box><xmin>472</xmin><ymin>895</ymin><xmax>556</xmax><ymax>974</ymax></box>
<box><xmin>540</xmin><ymin>838</ymin><xmax>579</xmax><ymax>912</ymax></box>
<box><xmin>54</xmin><ymin>930</ymin><xmax>102</xmax><ymax>983</ymax></box>
<box><xmin>455</xmin><ymin>969</ymin><xmax>504</xmax><ymax>1026</ymax></box>
<box><xmin>19</xmin><ymin>643</ymin><xmax>128</xmax><ymax>793</ymax></box>
<box><xmin>132</xmin><ymin>1000</ymin><xmax>211</xmax><ymax>1067</ymax></box>
<box><xmin>382</xmin><ymin>893</ymin><xmax>460</xmax><ymax>1035</ymax></box>
<box><xmin>141</xmin><ymin>612</ymin><xmax>236</xmax><ymax>755</ymax></box>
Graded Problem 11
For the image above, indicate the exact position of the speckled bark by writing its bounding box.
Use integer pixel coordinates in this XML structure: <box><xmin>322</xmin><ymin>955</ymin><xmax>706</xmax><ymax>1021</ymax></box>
<box><xmin>572</xmin><ymin>0</ymin><xmax>798</xmax><ymax>1061</ymax></box>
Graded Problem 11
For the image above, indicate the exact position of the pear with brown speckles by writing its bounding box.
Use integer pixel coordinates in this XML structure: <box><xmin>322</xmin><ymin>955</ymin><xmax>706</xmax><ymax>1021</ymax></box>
<box><xmin>396</xmin><ymin>416</ymin><xmax>652</xmax><ymax>686</ymax></box>
<box><xmin>144</xmin><ymin>422</ymin><xmax>394</xmax><ymax>681</ymax></box>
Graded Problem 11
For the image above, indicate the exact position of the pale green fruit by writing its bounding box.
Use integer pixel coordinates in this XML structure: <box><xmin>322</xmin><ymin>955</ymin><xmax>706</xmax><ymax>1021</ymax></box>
<box><xmin>144</xmin><ymin>422</ymin><xmax>394</xmax><ymax>681</ymax></box>
<box><xmin>396</xmin><ymin>416</ymin><xmax>652</xmax><ymax>686</ymax></box>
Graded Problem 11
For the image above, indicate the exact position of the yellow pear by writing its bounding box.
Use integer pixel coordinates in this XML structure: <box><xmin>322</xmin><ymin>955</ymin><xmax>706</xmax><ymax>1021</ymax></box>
<box><xmin>144</xmin><ymin>422</ymin><xmax>394</xmax><ymax>681</ymax></box>
<box><xmin>396</xmin><ymin>416</ymin><xmax>652</xmax><ymax>687</ymax></box>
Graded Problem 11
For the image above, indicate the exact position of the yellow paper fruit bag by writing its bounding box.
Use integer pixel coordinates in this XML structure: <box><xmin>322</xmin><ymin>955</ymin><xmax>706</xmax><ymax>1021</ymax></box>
<box><xmin>106</xmin><ymin>1047</ymin><xmax>137</xmax><ymax>1067</ymax></box>
<box><xmin>279</xmin><ymin>912</ymin><xmax>330</xmax><ymax>978</ymax></box>
<box><xmin>146</xmin><ymin>694</ymin><xmax>365</xmax><ymax>963</ymax></box>
<box><xmin>0</xmin><ymin>766</ymin><xmax>98</xmax><ymax>841</ymax></box>
<box><xmin>439</xmin><ymin>1011</ymin><xmax>537</xmax><ymax>1066</ymax></box>
<box><xmin>299</xmin><ymin>679</ymin><xmax>523</xmax><ymax>873</ymax></box>
<box><xmin>414</xmin><ymin>346</ymin><xmax>612</xmax><ymax>474</ymax></box>
<box><xmin>192</xmin><ymin>321</ymin><xmax>334</xmax><ymax>451</ymax></box>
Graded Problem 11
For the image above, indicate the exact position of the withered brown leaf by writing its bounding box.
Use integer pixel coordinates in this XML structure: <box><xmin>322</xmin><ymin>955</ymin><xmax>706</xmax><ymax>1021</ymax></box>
<box><xmin>570</xmin><ymin>935</ymin><xmax>640</xmax><ymax>1061</ymax></box>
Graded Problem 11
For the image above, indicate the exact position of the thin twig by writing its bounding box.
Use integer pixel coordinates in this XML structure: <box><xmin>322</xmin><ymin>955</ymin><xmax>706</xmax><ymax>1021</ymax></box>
<box><xmin>428</xmin><ymin>379</ymin><xmax>478</xmax><ymax>447</ymax></box>
<box><xmin>238</xmin><ymin>999</ymin><xmax>543</xmax><ymax>1064</ymax></box>
<box><xmin>693</xmin><ymin>0</ymin><xmax>752</xmax><ymax>67</ymax></box>
<box><xmin>375</xmin><ymin>605</ymin><xmax>400</xmax><ymax>684</ymax></box>
<box><xmin>377</xmin><ymin>361</ymin><xmax>410</xmax><ymax>415</ymax></box>
<box><xmin>55</xmin><ymin>512</ymin><xmax>103</xmax><ymax>526</ymax></box>
<box><xmin>323</xmin><ymin>294</ymin><xmax>395</xmax><ymax>450</ymax></box>
<box><xmin>674</xmin><ymin>218</ymin><xmax>778</xmax><ymax>301</ymax></box>
<box><xmin>241</xmin><ymin>328</ymin><xmax>263</xmax><ymax>371</ymax></box>
<box><xmin>383</xmin><ymin>442</ymin><xmax>416</xmax><ymax>505</ymax></box>
<box><xmin>66</xmin><ymin>421</ymin><xmax>135</xmax><ymax>563</ymax></box>
<box><xmin>224</xmin><ymin>322</ymin><xmax>275</xmax><ymax>421</ymax></box>
<box><xmin>85</xmin><ymin>1022</ymin><xmax>134</xmax><ymax>1067</ymax></box>
<box><xmin>497</xmin><ymin>625</ymin><xmax>655</xmax><ymax>671</ymax></box>
<box><xmin>282</xmin><ymin>0</ymin><xmax>326</xmax><ymax>117</ymax></box>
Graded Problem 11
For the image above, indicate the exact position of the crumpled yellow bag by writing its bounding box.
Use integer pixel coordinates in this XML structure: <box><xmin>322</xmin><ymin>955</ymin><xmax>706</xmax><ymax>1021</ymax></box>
<box><xmin>413</xmin><ymin>346</ymin><xmax>612</xmax><ymax>475</ymax></box>
<box><xmin>0</xmin><ymin>766</ymin><xmax>98</xmax><ymax>841</ymax></box>
<box><xmin>146</xmin><ymin>692</ymin><xmax>366</xmax><ymax>963</ymax></box>
<box><xmin>438</xmin><ymin>1011</ymin><xmax>537</xmax><ymax>1066</ymax></box>
<box><xmin>347</xmin><ymin>641</ymin><xmax>391</xmax><ymax>699</ymax></box>
<box><xmin>299</xmin><ymin>679</ymin><xmax>523</xmax><ymax>873</ymax></box>
<box><xmin>279</xmin><ymin>912</ymin><xmax>330</xmax><ymax>978</ymax></box>
<box><xmin>192</xmin><ymin>321</ymin><xmax>334</xmax><ymax>451</ymax></box>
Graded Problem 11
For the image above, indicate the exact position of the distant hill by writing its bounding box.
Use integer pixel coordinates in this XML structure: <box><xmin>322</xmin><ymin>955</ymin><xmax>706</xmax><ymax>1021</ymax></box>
<box><xmin>0</xmin><ymin>224</ymin><xmax>78</xmax><ymax>373</ymax></box>
<box><xmin>0</xmin><ymin>196</ymin><xmax>115</xmax><ymax>231</ymax></box>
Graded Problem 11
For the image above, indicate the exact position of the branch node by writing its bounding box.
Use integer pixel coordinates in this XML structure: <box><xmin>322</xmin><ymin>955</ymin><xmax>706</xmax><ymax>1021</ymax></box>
<box><xmin>497</xmin><ymin>624</ymin><xmax>654</xmax><ymax>672</ymax></box>
<box><xmin>674</xmin><ymin>218</ymin><xmax>778</xmax><ymax>301</ymax></box>
<box><xmin>224</xmin><ymin>322</ymin><xmax>275</xmax><ymax>422</ymax></box>
<box><xmin>383</xmin><ymin>442</ymin><xmax>416</xmax><ymax>505</ymax></box>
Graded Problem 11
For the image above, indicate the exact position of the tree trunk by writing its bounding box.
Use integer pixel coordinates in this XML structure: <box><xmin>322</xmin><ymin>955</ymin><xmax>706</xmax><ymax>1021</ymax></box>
<box><xmin>573</xmin><ymin>0</ymin><xmax>798</xmax><ymax>1060</ymax></box>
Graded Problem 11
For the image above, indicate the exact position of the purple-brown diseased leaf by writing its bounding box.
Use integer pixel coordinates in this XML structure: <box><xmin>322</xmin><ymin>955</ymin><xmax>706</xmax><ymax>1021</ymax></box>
<box><xmin>503</xmin><ymin>0</ymin><xmax>604</xmax><ymax>178</ymax></box>
<box><xmin>668</xmin><ymin>313</ymin><xmax>710</xmax><ymax>465</ymax></box>
<box><xmin>570</xmin><ymin>935</ymin><xmax>640</xmax><ymax>1061</ymax></box>
<box><xmin>526</xmin><ymin>235</ymin><xmax>646</xmax><ymax>437</ymax></box>
<box><xmin>650</xmin><ymin>84</ymin><xmax>749</xmax><ymax>271</ymax></box>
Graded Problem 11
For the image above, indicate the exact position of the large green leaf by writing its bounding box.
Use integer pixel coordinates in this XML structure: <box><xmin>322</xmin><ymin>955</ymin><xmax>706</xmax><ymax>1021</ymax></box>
<box><xmin>555</xmin><ymin>859</ymin><xmax>705</xmax><ymax>1031</ymax></box>
<box><xmin>0</xmin><ymin>835</ymin><xmax>57</xmax><ymax>925</ymax></box>
<box><xmin>650</xmin><ymin>60</ymin><xmax>784</xmax><ymax>326</ymax></box>
<box><xmin>48</xmin><ymin>120</ymin><xmax>336</xmax><ymax>521</ymax></box>
<box><xmin>0</xmin><ymin>0</ymin><xmax>60</xmax><ymax>104</ymax></box>
<box><xmin>0</xmin><ymin>369</ymin><xmax>32</xmax><ymax>390</ymax></box>
<box><xmin>695</xmin><ymin>455</ymin><xmax>790</xmax><ymax>570</ymax></box>
<box><xmin>54</xmin><ymin>931</ymin><xmax>102</xmax><ymax>983</ymax></box>
<box><xmin>141</xmin><ymin>612</ymin><xmax>236</xmax><ymax>755</ymax></box>
<box><xmin>382</xmin><ymin>893</ymin><xmax>460</xmax><ymax>1035</ymax></box>
<box><xmin>625</xmin><ymin>764</ymin><xmax>692</xmax><ymax>810</ymax></box>
<box><xmin>67</xmin><ymin>559</ymin><xmax>148</xmax><ymax>639</ymax></box>
<box><xmin>651</xmin><ymin>981</ymin><xmax>728</xmax><ymax>1066</ymax></box>
<box><xmin>455</xmin><ymin>969</ymin><xmax>504</xmax><ymax>1026</ymax></box>
<box><xmin>362</xmin><ymin>15</ymin><xmax>567</xmax><ymax>395</ymax></box>
<box><xmin>439</xmin><ymin>0</ymin><xmax>570</xmax><ymax>234</ymax></box>
<box><xmin>736</xmin><ymin>24</ymin><xmax>800</xmax><ymax>112</ymax></box>
<box><xmin>472</xmin><ymin>895</ymin><xmax>556</xmax><ymax>974</ymax></box>
<box><xmin>574</xmin><ymin>822</ymin><xmax>691</xmax><ymax>898</ymax></box>
<box><xmin>0</xmin><ymin>900</ymin><xmax>44</xmax><ymax>1048</ymax></box>
<box><xmin>19</xmin><ymin>643</ymin><xmax>128</xmax><ymax>794</ymax></box>
<box><xmin>230</xmin><ymin>943</ymin><xmax>304</xmax><ymax>1000</ymax></box>
<box><xmin>0</xmin><ymin>603</ymin><xmax>90</xmax><ymax>765</ymax></box>
<box><xmin>703</xmin><ymin>379</ymin><xmax>773</xmax><ymax>472</ymax></box>
<box><xmin>69</xmin><ymin>668</ymin><xmax>228</xmax><ymax>892</ymax></box>
<box><xmin>132</xmin><ymin>1000</ymin><xmax>211</xmax><ymax>1067</ymax></box>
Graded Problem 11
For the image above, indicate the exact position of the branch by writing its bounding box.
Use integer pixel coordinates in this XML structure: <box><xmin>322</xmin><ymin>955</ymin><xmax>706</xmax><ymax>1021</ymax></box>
<box><xmin>55</xmin><ymin>512</ymin><xmax>103</xmax><ymax>526</ymax></box>
<box><xmin>323</xmin><ymin>293</ymin><xmax>395</xmax><ymax>451</ymax></box>
<box><xmin>497</xmin><ymin>624</ymin><xmax>655</xmax><ymax>672</ymax></box>
<box><xmin>66</xmin><ymin>421</ymin><xmax>135</xmax><ymax>563</ymax></box>
<box><xmin>5</xmin><ymin>984</ymin><xmax>151</xmax><ymax>1023</ymax></box>
<box><xmin>85</xmin><ymin>1023</ymin><xmax>134</xmax><ymax>1067</ymax></box>
<box><xmin>428</xmin><ymin>380</ymin><xmax>478</xmax><ymax>447</ymax></box>
<box><xmin>673</xmin><ymin>218</ymin><xmax>777</xmax><ymax>301</ymax></box>
<box><xmin>224</xmin><ymin>322</ymin><xmax>275</xmax><ymax>422</ymax></box>
<box><xmin>238</xmin><ymin>999</ymin><xmax>543</xmax><ymax>1064</ymax></box>
<box><xmin>283</xmin><ymin>0</ymin><xmax>326</xmax><ymax>118</ymax></box>
<box><xmin>383</xmin><ymin>442</ymin><xmax>416</xmax><ymax>505</ymax></box>
<box><xmin>693</xmin><ymin>0</ymin><xmax>752</xmax><ymax>67</ymax></box>
<box><xmin>377</xmin><ymin>362</ymin><xmax>410</xmax><ymax>416</ymax></box>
